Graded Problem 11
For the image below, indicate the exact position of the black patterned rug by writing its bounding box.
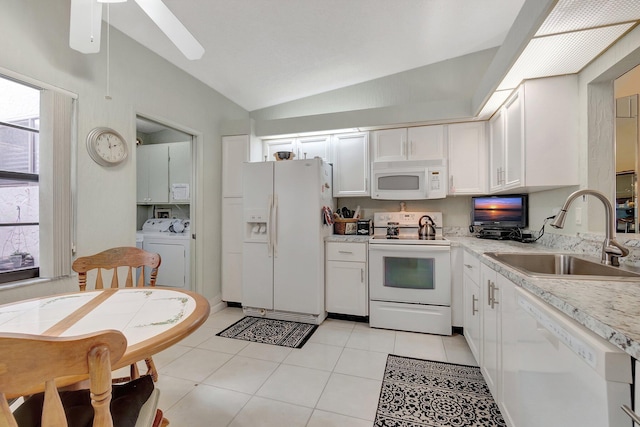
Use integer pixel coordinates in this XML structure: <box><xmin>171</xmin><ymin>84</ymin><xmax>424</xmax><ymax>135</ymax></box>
<box><xmin>375</xmin><ymin>355</ymin><xmax>505</xmax><ymax>427</ymax></box>
<box><xmin>216</xmin><ymin>316</ymin><xmax>318</xmax><ymax>348</ymax></box>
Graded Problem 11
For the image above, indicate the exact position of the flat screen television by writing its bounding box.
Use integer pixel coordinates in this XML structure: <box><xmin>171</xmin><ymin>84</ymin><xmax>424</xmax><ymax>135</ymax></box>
<box><xmin>471</xmin><ymin>195</ymin><xmax>528</xmax><ymax>229</ymax></box>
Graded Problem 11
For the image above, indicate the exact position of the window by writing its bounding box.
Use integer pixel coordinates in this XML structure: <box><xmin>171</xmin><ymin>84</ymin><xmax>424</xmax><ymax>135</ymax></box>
<box><xmin>0</xmin><ymin>73</ymin><xmax>74</xmax><ymax>285</ymax></box>
<box><xmin>0</xmin><ymin>77</ymin><xmax>40</xmax><ymax>282</ymax></box>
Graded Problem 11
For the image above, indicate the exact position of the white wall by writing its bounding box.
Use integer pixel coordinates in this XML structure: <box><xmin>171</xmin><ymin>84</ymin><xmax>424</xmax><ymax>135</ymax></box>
<box><xmin>0</xmin><ymin>0</ymin><xmax>249</xmax><ymax>303</ymax></box>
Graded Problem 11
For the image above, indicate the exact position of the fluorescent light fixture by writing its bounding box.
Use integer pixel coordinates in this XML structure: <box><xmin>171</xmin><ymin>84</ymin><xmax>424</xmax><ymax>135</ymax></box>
<box><xmin>537</xmin><ymin>0</ymin><xmax>640</xmax><ymax>36</ymax></box>
<box><xmin>478</xmin><ymin>90</ymin><xmax>513</xmax><ymax>119</ymax></box>
<box><xmin>498</xmin><ymin>23</ymin><xmax>634</xmax><ymax>91</ymax></box>
<box><xmin>69</xmin><ymin>0</ymin><xmax>102</xmax><ymax>54</ymax></box>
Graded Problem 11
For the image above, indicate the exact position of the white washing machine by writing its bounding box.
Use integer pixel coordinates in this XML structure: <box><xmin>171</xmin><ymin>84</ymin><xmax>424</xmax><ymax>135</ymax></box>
<box><xmin>140</xmin><ymin>219</ymin><xmax>191</xmax><ymax>290</ymax></box>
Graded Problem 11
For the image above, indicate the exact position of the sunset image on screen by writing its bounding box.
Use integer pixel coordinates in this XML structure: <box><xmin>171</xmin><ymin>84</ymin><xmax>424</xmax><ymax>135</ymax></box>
<box><xmin>474</xmin><ymin>197</ymin><xmax>522</xmax><ymax>222</ymax></box>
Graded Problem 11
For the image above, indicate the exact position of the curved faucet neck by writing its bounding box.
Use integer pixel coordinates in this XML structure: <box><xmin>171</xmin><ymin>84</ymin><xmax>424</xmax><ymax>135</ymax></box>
<box><xmin>553</xmin><ymin>189</ymin><xmax>628</xmax><ymax>266</ymax></box>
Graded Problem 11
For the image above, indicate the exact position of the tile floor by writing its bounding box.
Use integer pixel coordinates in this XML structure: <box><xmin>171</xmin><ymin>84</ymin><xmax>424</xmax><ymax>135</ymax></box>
<box><xmin>150</xmin><ymin>307</ymin><xmax>478</xmax><ymax>427</ymax></box>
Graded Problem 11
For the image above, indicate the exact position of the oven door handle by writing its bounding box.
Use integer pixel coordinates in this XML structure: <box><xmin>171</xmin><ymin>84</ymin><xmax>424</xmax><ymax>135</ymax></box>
<box><xmin>368</xmin><ymin>244</ymin><xmax>451</xmax><ymax>253</ymax></box>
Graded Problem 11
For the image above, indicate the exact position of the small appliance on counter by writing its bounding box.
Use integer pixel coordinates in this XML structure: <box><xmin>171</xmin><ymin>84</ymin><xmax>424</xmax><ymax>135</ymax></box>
<box><xmin>357</xmin><ymin>219</ymin><xmax>372</xmax><ymax>236</ymax></box>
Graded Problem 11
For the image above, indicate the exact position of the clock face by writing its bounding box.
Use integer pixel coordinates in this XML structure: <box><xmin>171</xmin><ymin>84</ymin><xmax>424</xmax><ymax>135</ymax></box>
<box><xmin>86</xmin><ymin>127</ymin><xmax>128</xmax><ymax>166</ymax></box>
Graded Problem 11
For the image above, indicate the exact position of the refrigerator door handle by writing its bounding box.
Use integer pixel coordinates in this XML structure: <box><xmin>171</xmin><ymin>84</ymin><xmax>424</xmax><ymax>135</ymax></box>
<box><xmin>267</xmin><ymin>194</ymin><xmax>273</xmax><ymax>257</ymax></box>
<box><xmin>273</xmin><ymin>194</ymin><xmax>278</xmax><ymax>257</ymax></box>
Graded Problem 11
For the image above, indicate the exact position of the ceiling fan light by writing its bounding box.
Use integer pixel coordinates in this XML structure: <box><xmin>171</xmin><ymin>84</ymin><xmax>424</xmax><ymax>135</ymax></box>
<box><xmin>69</xmin><ymin>0</ymin><xmax>102</xmax><ymax>54</ymax></box>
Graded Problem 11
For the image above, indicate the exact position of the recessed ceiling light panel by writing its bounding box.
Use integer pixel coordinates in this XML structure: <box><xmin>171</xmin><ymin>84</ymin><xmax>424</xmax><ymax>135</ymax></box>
<box><xmin>498</xmin><ymin>23</ymin><xmax>634</xmax><ymax>90</ymax></box>
<box><xmin>537</xmin><ymin>0</ymin><xmax>640</xmax><ymax>36</ymax></box>
<box><xmin>478</xmin><ymin>90</ymin><xmax>513</xmax><ymax>119</ymax></box>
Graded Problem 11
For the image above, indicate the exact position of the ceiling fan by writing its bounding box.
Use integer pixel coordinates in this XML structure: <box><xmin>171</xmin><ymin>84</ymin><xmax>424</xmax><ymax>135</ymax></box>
<box><xmin>69</xmin><ymin>0</ymin><xmax>205</xmax><ymax>60</ymax></box>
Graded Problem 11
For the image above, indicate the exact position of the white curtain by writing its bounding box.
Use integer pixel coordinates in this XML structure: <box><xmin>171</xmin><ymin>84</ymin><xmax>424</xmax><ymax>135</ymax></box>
<box><xmin>39</xmin><ymin>90</ymin><xmax>75</xmax><ymax>278</ymax></box>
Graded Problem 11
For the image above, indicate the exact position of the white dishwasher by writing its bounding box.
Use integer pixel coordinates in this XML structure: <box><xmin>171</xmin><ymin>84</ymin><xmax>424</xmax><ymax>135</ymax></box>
<box><xmin>512</xmin><ymin>287</ymin><xmax>632</xmax><ymax>427</ymax></box>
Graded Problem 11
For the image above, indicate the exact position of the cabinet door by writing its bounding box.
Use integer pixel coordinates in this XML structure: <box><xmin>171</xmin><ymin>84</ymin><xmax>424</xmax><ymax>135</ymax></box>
<box><xmin>489</xmin><ymin>109</ymin><xmax>505</xmax><ymax>192</ymax></box>
<box><xmin>408</xmin><ymin>125</ymin><xmax>445</xmax><ymax>160</ymax></box>
<box><xmin>137</xmin><ymin>144</ymin><xmax>169</xmax><ymax>204</ymax></box>
<box><xmin>372</xmin><ymin>128</ymin><xmax>406</xmax><ymax>162</ymax></box>
<box><xmin>264</xmin><ymin>138</ymin><xmax>295</xmax><ymax>161</ymax></box>
<box><xmin>222</xmin><ymin>135</ymin><xmax>249</xmax><ymax>197</ymax></box>
<box><xmin>498</xmin><ymin>273</ymin><xmax>518</xmax><ymax>427</ymax></box>
<box><xmin>297</xmin><ymin>135</ymin><xmax>330</xmax><ymax>162</ymax></box>
<box><xmin>503</xmin><ymin>88</ymin><xmax>524</xmax><ymax>189</ymax></box>
<box><xmin>332</xmin><ymin>132</ymin><xmax>369</xmax><ymax>197</ymax></box>
<box><xmin>448</xmin><ymin>122</ymin><xmax>487</xmax><ymax>195</ymax></box>
<box><xmin>222</xmin><ymin>198</ymin><xmax>243</xmax><ymax>303</ymax></box>
<box><xmin>480</xmin><ymin>263</ymin><xmax>499</xmax><ymax>397</ymax></box>
<box><xmin>136</xmin><ymin>145</ymin><xmax>150</xmax><ymax>203</ymax></box>
<box><xmin>169</xmin><ymin>141</ymin><xmax>191</xmax><ymax>203</ymax></box>
<box><xmin>463</xmin><ymin>273</ymin><xmax>481</xmax><ymax>363</ymax></box>
<box><xmin>326</xmin><ymin>260</ymin><xmax>367</xmax><ymax>316</ymax></box>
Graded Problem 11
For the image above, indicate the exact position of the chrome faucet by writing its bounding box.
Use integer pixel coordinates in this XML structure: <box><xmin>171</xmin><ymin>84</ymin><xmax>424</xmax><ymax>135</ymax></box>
<box><xmin>550</xmin><ymin>189</ymin><xmax>629</xmax><ymax>266</ymax></box>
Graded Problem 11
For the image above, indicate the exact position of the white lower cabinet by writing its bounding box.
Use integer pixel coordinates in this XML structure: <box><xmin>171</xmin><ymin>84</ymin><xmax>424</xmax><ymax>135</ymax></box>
<box><xmin>477</xmin><ymin>260</ymin><xmax>517</xmax><ymax>426</ymax></box>
<box><xmin>472</xmin><ymin>255</ymin><xmax>629</xmax><ymax>427</ymax></box>
<box><xmin>480</xmin><ymin>263</ymin><xmax>500</xmax><ymax>397</ymax></box>
<box><xmin>462</xmin><ymin>252</ymin><xmax>481</xmax><ymax>363</ymax></box>
<box><xmin>325</xmin><ymin>241</ymin><xmax>368</xmax><ymax>316</ymax></box>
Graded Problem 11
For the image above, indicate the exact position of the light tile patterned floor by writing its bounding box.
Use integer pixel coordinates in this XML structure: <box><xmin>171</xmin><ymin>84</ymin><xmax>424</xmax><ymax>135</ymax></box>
<box><xmin>150</xmin><ymin>307</ymin><xmax>478</xmax><ymax>427</ymax></box>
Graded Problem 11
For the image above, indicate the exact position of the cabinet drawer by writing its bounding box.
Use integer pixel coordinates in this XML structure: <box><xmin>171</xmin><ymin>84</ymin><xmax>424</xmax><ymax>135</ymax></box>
<box><xmin>326</xmin><ymin>242</ymin><xmax>367</xmax><ymax>262</ymax></box>
<box><xmin>462</xmin><ymin>251</ymin><xmax>480</xmax><ymax>283</ymax></box>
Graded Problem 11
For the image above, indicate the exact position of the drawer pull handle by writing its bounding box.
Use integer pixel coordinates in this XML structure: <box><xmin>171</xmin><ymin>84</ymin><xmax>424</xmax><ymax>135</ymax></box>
<box><xmin>464</xmin><ymin>264</ymin><xmax>473</xmax><ymax>269</ymax></box>
<box><xmin>621</xmin><ymin>405</ymin><xmax>640</xmax><ymax>424</ymax></box>
<box><xmin>361</xmin><ymin>268</ymin><xmax>364</xmax><ymax>283</ymax></box>
<box><xmin>338</xmin><ymin>250</ymin><xmax>354</xmax><ymax>254</ymax></box>
<box><xmin>472</xmin><ymin>295</ymin><xmax>478</xmax><ymax>315</ymax></box>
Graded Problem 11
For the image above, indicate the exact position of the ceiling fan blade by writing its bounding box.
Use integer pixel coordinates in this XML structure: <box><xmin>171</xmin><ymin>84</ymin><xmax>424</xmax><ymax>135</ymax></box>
<box><xmin>134</xmin><ymin>0</ymin><xmax>205</xmax><ymax>60</ymax></box>
<box><xmin>69</xmin><ymin>0</ymin><xmax>103</xmax><ymax>54</ymax></box>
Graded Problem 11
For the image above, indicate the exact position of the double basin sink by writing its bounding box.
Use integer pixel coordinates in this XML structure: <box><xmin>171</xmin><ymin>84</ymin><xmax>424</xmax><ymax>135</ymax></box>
<box><xmin>485</xmin><ymin>252</ymin><xmax>640</xmax><ymax>281</ymax></box>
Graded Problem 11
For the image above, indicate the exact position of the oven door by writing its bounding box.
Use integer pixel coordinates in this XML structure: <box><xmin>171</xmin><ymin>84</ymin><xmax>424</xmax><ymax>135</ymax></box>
<box><xmin>369</xmin><ymin>244</ymin><xmax>451</xmax><ymax>305</ymax></box>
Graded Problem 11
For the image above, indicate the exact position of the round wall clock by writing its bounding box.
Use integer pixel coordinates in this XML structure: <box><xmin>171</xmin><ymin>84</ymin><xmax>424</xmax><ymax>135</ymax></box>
<box><xmin>86</xmin><ymin>127</ymin><xmax>129</xmax><ymax>167</ymax></box>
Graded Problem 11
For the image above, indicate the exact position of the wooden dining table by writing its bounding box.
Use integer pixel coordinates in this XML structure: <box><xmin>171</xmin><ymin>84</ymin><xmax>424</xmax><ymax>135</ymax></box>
<box><xmin>0</xmin><ymin>287</ymin><xmax>210</xmax><ymax>395</ymax></box>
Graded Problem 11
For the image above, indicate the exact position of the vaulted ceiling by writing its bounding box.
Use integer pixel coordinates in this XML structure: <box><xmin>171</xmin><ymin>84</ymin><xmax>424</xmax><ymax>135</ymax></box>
<box><xmin>105</xmin><ymin>0</ymin><xmax>526</xmax><ymax>112</ymax></box>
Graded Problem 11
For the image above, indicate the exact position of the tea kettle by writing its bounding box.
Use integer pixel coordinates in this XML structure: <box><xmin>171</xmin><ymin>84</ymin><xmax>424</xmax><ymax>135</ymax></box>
<box><xmin>418</xmin><ymin>215</ymin><xmax>436</xmax><ymax>239</ymax></box>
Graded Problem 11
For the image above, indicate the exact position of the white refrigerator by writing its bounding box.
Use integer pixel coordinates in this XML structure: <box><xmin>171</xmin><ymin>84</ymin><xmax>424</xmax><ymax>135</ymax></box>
<box><xmin>242</xmin><ymin>158</ymin><xmax>334</xmax><ymax>324</ymax></box>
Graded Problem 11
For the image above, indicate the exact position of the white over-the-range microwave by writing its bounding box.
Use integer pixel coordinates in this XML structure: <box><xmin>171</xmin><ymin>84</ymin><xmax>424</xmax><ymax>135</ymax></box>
<box><xmin>371</xmin><ymin>159</ymin><xmax>447</xmax><ymax>200</ymax></box>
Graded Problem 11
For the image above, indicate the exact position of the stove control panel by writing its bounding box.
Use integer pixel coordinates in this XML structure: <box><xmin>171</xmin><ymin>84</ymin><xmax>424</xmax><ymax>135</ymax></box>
<box><xmin>374</xmin><ymin>212</ymin><xmax>443</xmax><ymax>227</ymax></box>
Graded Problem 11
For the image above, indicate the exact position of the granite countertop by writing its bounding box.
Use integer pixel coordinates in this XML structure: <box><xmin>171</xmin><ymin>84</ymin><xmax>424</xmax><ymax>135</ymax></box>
<box><xmin>325</xmin><ymin>235</ymin><xmax>372</xmax><ymax>243</ymax></box>
<box><xmin>449</xmin><ymin>236</ymin><xmax>640</xmax><ymax>360</ymax></box>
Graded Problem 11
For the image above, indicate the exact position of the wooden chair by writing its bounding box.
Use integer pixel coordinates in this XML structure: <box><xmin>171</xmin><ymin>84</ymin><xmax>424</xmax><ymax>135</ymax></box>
<box><xmin>72</xmin><ymin>247</ymin><xmax>162</xmax><ymax>383</ymax></box>
<box><xmin>0</xmin><ymin>330</ymin><xmax>164</xmax><ymax>427</ymax></box>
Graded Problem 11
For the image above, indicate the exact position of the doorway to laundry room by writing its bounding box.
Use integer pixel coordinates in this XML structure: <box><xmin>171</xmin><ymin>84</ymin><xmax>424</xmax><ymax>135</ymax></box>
<box><xmin>135</xmin><ymin>115</ymin><xmax>195</xmax><ymax>292</ymax></box>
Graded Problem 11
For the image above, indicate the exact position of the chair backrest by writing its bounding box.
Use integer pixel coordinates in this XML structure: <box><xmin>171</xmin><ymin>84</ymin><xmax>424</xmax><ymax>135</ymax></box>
<box><xmin>72</xmin><ymin>247</ymin><xmax>161</xmax><ymax>291</ymax></box>
<box><xmin>0</xmin><ymin>330</ymin><xmax>127</xmax><ymax>427</ymax></box>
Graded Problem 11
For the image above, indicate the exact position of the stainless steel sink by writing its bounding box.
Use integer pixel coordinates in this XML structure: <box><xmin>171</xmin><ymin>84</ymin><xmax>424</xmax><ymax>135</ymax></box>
<box><xmin>484</xmin><ymin>252</ymin><xmax>640</xmax><ymax>280</ymax></box>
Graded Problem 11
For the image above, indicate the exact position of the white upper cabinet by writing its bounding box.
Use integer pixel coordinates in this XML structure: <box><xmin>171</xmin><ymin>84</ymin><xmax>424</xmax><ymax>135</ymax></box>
<box><xmin>137</xmin><ymin>144</ymin><xmax>169</xmax><ymax>204</ymax></box>
<box><xmin>332</xmin><ymin>132</ymin><xmax>369</xmax><ymax>197</ymax></box>
<box><xmin>372</xmin><ymin>128</ymin><xmax>406</xmax><ymax>161</ymax></box>
<box><xmin>372</xmin><ymin>125</ymin><xmax>446</xmax><ymax>162</ymax></box>
<box><xmin>263</xmin><ymin>138</ymin><xmax>295</xmax><ymax>162</ymax></box>
<box><xmin>489</xmin><ymin>75</ymin><xmax>579</xmax><ymax>194</ymax></box>
<box><xmin>169</xmin><ymin>141</ymin><xmax>191</xmax><ymax>203</ymax></box>
<box><xmin>408</xmin><ymin>125</ymin><xmax>446</xmax><ymax>160</ymax></box>
<box><xmin>222</xmin><ymin>135</ymin><xmax>250</xmax><ymax>197</ymax></box>
<box><xmin>448</xmin><ymin>122</ymin><xmax>487</xmax><ymax>195</ymax></box>
<box><xmin>263</xmin><ymin>136</ymin><xmax>331</xmax><ymax>162</ymax></box>
<box><xmin>137</xmin><ymin>142</ymin><xmax>191</xmax><ymax>205</ymax></box>
<box><xmin>296</xmin><ymin>135</ymin><xmax>331</xmax><ymax>161</ymax></box>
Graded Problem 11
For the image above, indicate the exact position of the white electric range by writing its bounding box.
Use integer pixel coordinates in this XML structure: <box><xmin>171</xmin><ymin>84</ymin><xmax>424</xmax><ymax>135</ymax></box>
<box><xmin>368</xmin><ymin>211</ymin><xmax>452</xmax><ymax>335</ymax></box>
